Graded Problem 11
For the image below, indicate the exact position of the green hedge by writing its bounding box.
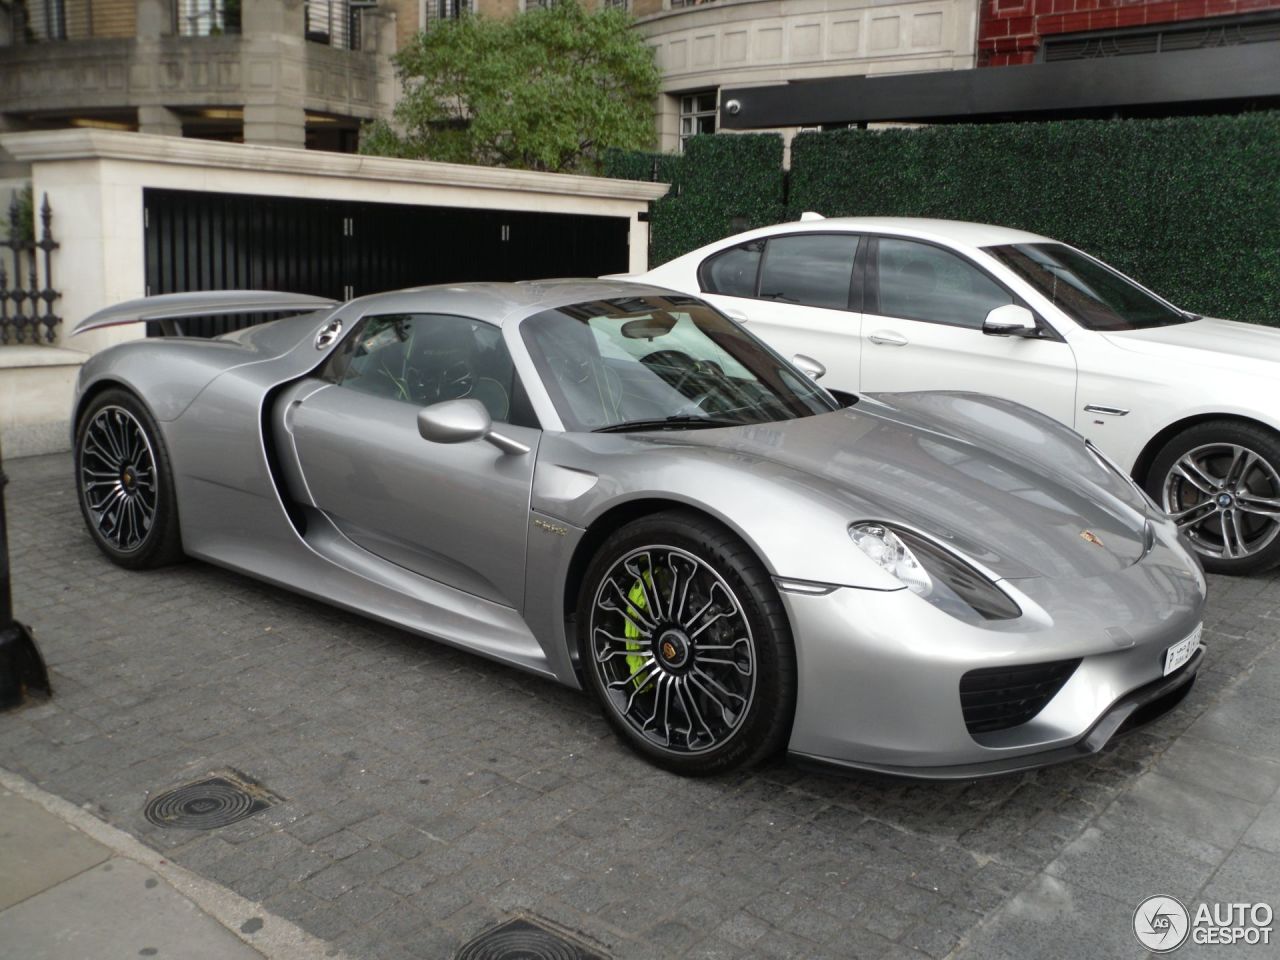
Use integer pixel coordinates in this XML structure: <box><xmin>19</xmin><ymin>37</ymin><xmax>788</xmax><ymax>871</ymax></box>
<box><xmin>604</xmin><ymin>133</ymin><xmax>785</xmax><ymax>266</ymax></box>
<box><xmin>788</xmin><ymin>114</ymin><xmax>1280</xmax><ymax>323</ymax></box>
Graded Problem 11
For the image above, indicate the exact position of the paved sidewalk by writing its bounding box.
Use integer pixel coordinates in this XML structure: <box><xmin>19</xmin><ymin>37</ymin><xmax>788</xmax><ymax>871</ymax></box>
<box><xmin>4</xmin><ymin>451</ymin><xmax>1280</xmax><ymax>959</ymax></box>
<box><xmin>0</xmin><ymin>771</ymin><xmax>337</xmax><ymax>960</ymax></box>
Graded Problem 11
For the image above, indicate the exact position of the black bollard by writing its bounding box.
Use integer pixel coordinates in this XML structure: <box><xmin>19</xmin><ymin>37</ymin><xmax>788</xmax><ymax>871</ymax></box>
<box><xmin>0</xmin><ymin>437</ymin><xmax>50</xmax><ymax>709</ymax></box>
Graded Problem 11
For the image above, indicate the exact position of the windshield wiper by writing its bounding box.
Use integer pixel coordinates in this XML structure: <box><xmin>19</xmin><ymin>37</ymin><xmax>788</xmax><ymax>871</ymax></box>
<box><xmin>593</xmin><ymin>415</ymin><xmax>746</xmax><ymax>434</ymax></box>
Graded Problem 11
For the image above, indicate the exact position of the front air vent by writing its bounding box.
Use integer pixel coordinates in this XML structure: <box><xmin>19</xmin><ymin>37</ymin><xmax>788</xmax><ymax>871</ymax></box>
<box><xmin>959</xmin><ymin>659</ymin><xmax>1081</xmax><ymax>734</ymax></box>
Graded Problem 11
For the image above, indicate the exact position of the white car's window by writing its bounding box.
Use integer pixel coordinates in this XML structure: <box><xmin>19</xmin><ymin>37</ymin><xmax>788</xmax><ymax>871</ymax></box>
<box><xmin>986</xmin><ymin>242</ymin><xmax>1193</xmax><ymax>330</ymax></box>
<box><xmin>328</xmin><ymin>313</ymin><xmax>534</xmax><ymax>426</ymax></box>
<box><xmin>699</xmin><ymin>240</ymin><xmax>763</xmax><ymax>298</ymax></box>
<box><xmin>759</xmin><ymin>234</ymin><xmax>860</xmax><ymax>310</ymax></box>
<box><xmin>875</xmin><ymin>238</ymin><xmax>1013</xmax><ymax>329</ymax></box>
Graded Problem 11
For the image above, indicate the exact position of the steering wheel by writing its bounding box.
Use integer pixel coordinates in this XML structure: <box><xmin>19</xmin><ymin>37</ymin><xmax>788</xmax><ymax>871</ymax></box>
<box><xmin>642</xmin><ymin>350</ymin><xmax>706</xmax><ymax>395</ymax></box>
<box><xmin>411</xmin><ymin>357</ymin><xmax>475</xmax><ymax>404</ymax></box>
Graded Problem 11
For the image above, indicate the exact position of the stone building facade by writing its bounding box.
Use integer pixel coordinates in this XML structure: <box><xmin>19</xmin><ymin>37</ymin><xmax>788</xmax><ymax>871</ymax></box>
<box><xmin>0</xmin><ymin>0</ymin><xmax>399</xmax><ymax>168</ymax></box>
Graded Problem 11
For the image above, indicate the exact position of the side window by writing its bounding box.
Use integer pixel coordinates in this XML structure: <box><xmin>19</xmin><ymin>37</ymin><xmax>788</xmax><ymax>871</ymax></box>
<box><xmin>700</xmin><ymin>241</ymin><xmax>762</xmax><ymax>298</ymax></box>
<box><xmin>758</xmin><ymin>234</ymin><xmax>860</xmax><ymax>310</ymax></box>
<box><xmin>876</xmin><ymin>238</ymin><xmax>1014</xmax><ymax>329</ymax></box>
<box><xmin>330</xmin><ymin>313</ymin><xmax>536</xmax><ymax>427</ymax></box>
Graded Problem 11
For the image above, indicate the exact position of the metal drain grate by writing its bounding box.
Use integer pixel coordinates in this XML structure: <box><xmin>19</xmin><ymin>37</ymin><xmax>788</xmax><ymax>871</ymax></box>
<box><xmin>455</xmin><ymin>918</ymin><xmax>607</xmax><ymax>960</ymax></box>
<box><xmin>144</xmin><ymin>770</ymin><xmax>282</xmax><ymax>830</ymax></box>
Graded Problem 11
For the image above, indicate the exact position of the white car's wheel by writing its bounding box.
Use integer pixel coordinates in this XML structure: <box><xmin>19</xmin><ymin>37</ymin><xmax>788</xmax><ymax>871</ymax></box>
<box><xmin>1147</xmin><ymin>420</ymin><xmax>1280</xmax><ymax>575</ymax></box>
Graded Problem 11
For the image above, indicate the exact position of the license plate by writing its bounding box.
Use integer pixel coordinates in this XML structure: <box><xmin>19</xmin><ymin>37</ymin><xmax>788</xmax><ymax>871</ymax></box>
<box><xmin>1164</xmin><ymin>624</ymin><xmax>1202</xmax><ymax>676</ymax></box>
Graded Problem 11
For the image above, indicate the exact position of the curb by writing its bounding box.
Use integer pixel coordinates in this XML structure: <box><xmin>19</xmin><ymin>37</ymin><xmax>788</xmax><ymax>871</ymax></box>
<box><xmin>0</xmin><ymin>767</ymin><xmax>348</xmax><ymax>960</ymax></box>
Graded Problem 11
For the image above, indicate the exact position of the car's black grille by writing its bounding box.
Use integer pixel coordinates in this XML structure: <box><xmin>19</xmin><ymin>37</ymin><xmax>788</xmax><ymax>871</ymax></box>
<box><xmin>959</xmin><ymin>659</ymin><xmax>1082</xmax><ymax>735</ymax></box>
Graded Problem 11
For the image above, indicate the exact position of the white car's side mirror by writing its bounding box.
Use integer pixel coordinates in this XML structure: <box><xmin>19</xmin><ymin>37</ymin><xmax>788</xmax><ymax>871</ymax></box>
<box><xmin>982</xmin><ymin>304</ymin><xmax>1038</xmax><ymax>338</ymax></box>
<box><xmin>417</xmin><ymin>399</ymin><xmax>529</xmax><ymax>455</ymax></box>
<box><xmin>792</xmin><ymin>354</ymin><xmax>827</xmax><ymax>381</ymax></box>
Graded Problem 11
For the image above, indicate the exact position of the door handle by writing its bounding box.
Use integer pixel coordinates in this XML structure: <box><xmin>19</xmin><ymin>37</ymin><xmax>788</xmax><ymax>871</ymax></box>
<box><xmin>868</xmin><ymin>331</ymin><xmax>908</xmax><ymax>346</ymax></box>
<box><xmin>723</xmin><ymin>308</ymin><xmax>749</xmax><ymax>323</ymax></box>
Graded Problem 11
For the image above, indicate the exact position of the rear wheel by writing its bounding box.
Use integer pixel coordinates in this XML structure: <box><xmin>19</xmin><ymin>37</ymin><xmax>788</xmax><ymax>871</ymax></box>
<box><xmin>74</xmin><ymin>389</ymin><xmax>184</xmax><ymax>569</ymax></box>
<box><xmin>1145</xmin><ymin>420</ymin><xmax>1280</xmax><ymax>575</ymax></box>
<box><xmin>577</xmin><ymin>510</ymin><xmax>796</xmax><ymax>775</ymax></box>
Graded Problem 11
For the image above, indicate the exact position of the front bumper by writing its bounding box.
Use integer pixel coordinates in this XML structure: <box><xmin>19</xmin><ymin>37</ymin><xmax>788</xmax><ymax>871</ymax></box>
<box><xmin>791</xmin><ymin>647</ymin><xmax>1201</xmax><ymax>780</ymax></box>
<box><xmin>780</xmin><ymin>530</ymin><xmax>1206</xmax><ymax>778</ymax></box>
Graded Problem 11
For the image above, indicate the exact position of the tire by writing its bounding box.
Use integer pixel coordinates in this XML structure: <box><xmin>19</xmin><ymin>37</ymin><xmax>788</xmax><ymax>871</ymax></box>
<box><xmin>74</xmin><ymin>388</ymin><xmax>184</xmax><ymax>569</ymax></box>
<box><xmin>577</xmin><ymin>509</ymin><xmax>796</xmax><ymax>775</ymax></box>
<box><xmin>1144</xmin><ymin>419</ymin><xmax>1280</xmax><ymax>575</ymax></box>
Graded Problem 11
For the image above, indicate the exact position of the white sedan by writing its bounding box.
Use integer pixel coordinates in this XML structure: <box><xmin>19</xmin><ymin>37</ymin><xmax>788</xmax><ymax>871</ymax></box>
<box><xmin>631</xmin><ymin>216</ymin><xmax>1280</xmax><ymax>575</ymax></box>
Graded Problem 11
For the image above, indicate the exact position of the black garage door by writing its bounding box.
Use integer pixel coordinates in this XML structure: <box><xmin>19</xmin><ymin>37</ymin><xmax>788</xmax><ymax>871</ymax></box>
<box><xmin>143</xmin><ymin>188</ymin><xmax>631</xmax><ymax>336</ymax></box>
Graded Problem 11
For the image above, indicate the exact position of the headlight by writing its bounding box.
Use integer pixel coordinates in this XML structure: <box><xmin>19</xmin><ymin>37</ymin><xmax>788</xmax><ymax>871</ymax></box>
<box><xmin>849</xmin><ymin>522</ymin><xmax>1021</xmax><ymax>622</ymax></box>
<box><xmin>848</xmin><ymin>523</ymin><xmax>932</xmax><ymax>596</ymax></box>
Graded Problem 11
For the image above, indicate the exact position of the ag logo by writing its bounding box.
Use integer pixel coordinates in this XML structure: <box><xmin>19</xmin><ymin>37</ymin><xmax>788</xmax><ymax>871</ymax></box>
<box><xmin>1134</xmin><ymin>895</ymin><xmax>1190</xmax><ymax>952</ymax></box>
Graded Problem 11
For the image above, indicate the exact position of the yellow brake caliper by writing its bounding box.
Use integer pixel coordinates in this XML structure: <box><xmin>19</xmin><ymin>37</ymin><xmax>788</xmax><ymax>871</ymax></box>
<box><xmin>625</xmin><ymin>577</ymin><xmax>654</xmax><ymax>690</ymax></box>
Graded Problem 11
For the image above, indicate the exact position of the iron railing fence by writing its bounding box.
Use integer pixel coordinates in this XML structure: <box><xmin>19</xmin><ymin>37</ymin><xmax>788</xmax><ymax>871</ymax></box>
<box><xmin>0</xmin><ymin>194</ymin><xmax>61</xmax><ymax>345</ymax></box>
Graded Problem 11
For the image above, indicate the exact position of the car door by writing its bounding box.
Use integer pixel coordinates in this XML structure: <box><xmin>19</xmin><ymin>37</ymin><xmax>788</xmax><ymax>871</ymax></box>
<box><xmin>858</xmin><ymin>236</ymin><xmax>1078</xmax><ymax>425</ymax></box>
<box><xmin>698</xmin><ymin>233</ymin><xmax>865</xmax><ymax>388</ymax></box>
<box><xmin>285</xmin><ymin>311</ymin><xmax>541</xmax><ymax>609</ymax></box>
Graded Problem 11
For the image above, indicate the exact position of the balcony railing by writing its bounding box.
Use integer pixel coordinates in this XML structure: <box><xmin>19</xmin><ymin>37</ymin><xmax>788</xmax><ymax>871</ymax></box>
<box><xmin>2</xmin><ymin>1</ymin><xmax>376</xmax><ymax>48</ymax></box>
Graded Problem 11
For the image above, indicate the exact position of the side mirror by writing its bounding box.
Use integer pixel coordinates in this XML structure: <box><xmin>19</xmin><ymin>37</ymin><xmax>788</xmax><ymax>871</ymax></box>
<box><xmin>982</xmin><ymin>304</ymin><xmax>1038</xmax><ymax>338</ymax></box>
<box><xmin>792</xmin><ymin>354</ymin><xmax>827</xmax><ymax>381</ymax></box>
<box><xmin>417</xmin><ymin>399</ymin><xmax>529</xmax><ymax>456</ymax></box>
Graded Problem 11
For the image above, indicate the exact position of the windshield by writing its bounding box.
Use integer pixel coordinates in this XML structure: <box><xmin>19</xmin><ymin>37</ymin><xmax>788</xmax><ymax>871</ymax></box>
<box><xmin>520</xmin><ymin>294</ymin><xmax>838</xmax><ymax>432</ymax></box>
<box><xmin>985</xmin><ymin>242</ymin><xmax>1194</xmax><ymax>331</ymax></box>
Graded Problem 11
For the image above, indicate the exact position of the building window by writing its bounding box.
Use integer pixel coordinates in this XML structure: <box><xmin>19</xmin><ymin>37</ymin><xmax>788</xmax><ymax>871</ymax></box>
<box><xmin>305</xmin><ymin>0</ymin><xmax>373</xmax><ymax>49</ymax></box>
<box><xmin>178</xmin><ymin>0</ymin><xmax>242</xmax><ymax>37</ymax></box>
<box><xmin>12</xmin><ymin>0</ymin><xmax>67</xmax><ymax>40</ymax></box>
<box><xmin>601</xmin><ymin>0</ymin><xmax>629</xmax><ymax>9</ymax></box>
<box><xmin>437</xmin><ymin>0</ymin><xmax>470</xmax><ymax>17</ymax></box>
<box><xmin>680</xmin><ymin>90</ymin><xmax>717</xmax><ymax>151</ymax></box>
<box><xmin>670</xmin><ymin>0</ymin><xmax>721</xmax><ymax>8</ymax></box>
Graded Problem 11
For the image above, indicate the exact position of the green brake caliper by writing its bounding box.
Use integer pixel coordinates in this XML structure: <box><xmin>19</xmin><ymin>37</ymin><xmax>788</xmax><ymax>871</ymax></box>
<box><xmin>625</xmin><ymin>577</ymin><xmax>654</xmax><ymax>690</ymax></box>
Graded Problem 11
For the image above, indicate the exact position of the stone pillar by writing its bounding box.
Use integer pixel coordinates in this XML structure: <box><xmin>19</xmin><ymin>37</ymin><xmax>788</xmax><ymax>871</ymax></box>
<box><xmin>0</xmin><ymin>116</ymin><xmax>31</xmax><ymax>180</ymax></box>
<box><xmin>137</xmin><ymin>105</ymin><xmax>183</xmax><ymax>138</ymax></box>
<box><xmin>361</xmin><ymin>9</ymin><xmax>400</xmax><ymax>117</ymax></box>
<box><xmin>135</xmin><ymin>0</ymin><xmax>174</xmax><ymax>37</ymax></box>
<box><xmin>243</xmin><ymin>104</ymin><xmax>307</xmax><ymax>149</ymax></box>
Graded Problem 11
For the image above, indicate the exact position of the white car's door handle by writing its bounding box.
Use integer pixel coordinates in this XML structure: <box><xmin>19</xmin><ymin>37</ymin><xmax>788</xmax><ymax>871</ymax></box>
<box><xmin>723</xmin><ymin>308</ymin><xmax>749</xmax><ymax>323</ymax></box>
<box><xmin>869</xmin><ymin>331</ymin><xmax>909</xmax><ymax>346</ymax></box>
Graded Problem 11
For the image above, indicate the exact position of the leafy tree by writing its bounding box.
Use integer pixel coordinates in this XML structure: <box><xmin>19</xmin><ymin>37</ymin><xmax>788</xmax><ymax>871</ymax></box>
<box><xmin>361</xmin><ymin>1</ymin><xmax>660</xmax><ymax>174</ymax></box>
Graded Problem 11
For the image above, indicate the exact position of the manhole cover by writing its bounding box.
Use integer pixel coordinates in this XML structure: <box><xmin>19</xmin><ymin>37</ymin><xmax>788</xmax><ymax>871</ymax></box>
<box><xmin>455</xmin><ymin>918</ymin><xmax>607</xmax><ymax>960</ymax></box>
<box><xmin>144</xmin><ymin>770</ymin><xmax>282</xmax><ymax>830</ymax></box>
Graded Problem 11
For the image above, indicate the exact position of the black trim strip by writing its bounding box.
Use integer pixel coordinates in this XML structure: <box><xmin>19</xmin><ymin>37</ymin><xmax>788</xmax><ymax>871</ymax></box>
<box><xmin>720</xmin><ymin>43</ymin><xmax>1280</xmax><ymax>128</ymax></box>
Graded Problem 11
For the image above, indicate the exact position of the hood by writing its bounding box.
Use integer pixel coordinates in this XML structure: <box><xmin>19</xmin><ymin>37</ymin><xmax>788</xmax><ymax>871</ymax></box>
<box><xmin>664</xmin><ymin>393</ymin><xmax>1150</xmax><ymax>581</ymax></box>
<box><xmin>1103</xmin><ymin>317</ymin><xmax>1280</xmax><ymax>378</ymax></box>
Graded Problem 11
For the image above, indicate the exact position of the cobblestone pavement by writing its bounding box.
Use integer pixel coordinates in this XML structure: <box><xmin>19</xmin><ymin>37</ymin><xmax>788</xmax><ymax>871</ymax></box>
<box><xmin>4</xmin><ymin>452</ymin><xmax>1280</xmax><ymax>960</ymax></box>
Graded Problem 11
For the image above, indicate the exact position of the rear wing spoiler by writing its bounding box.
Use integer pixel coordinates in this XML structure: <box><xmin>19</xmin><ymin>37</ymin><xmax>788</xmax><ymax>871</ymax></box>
<box><xmin>73</xmin><ymin>290</ymin><xmax>339</xmax><ymax>337</ymax></box>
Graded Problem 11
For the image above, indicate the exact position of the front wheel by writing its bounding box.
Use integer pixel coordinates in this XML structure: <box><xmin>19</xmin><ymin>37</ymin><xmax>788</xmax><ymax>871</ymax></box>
<box><xmin>577</xmin><ymin>510</ymin><xmax>796</xmax><ymax>775</ymax></box>
<box><xmin>1145</xmin><ymin>420</ymin><xmax>1280</xmax><ymax>575</ymax></box>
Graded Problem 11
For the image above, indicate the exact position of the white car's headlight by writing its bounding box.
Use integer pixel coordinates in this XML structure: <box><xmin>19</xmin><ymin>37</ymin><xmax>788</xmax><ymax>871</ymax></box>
<box><xmin>849</xmin><ymin>522</ymin><xmax>1021</xmax><ymax>622</ymax></box>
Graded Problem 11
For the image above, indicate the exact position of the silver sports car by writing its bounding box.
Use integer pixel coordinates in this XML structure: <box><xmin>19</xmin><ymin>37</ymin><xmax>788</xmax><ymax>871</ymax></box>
<box><xmin>71</xmin><ymin>279</ymin><xmax>1206</xmax><ymax>778</ymax></box>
